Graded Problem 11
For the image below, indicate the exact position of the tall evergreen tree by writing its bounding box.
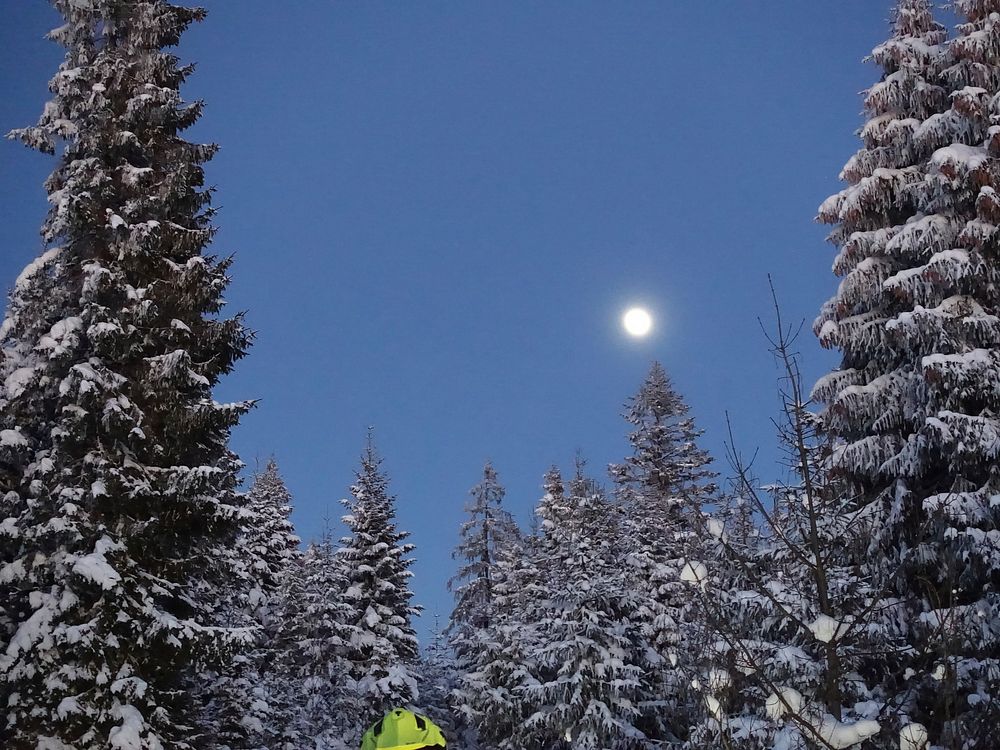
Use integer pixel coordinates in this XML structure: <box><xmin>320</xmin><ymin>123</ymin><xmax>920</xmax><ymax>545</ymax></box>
<box><xmin>0</xmin><ymin>2</ymin><xmax>251</xmax><ymax>747</ymax></box>
<box><xmin>448</xmin><ymin>462</ymin><xmax>521</xmax><ymax>661</ymax></box>
<box><xmin>613</xmin><ymin>361</ymin><xmax>717</xmax><ymax>507</ymax></box>
<box><xmin>454</xmin><ymin>470</ymin><xmax>543</xmax><ymax>750</ymax></box>
<box><xmin>335</xmin><ymin>435</ymin><xmax>421</xmax><ymax>737</ymax></box>
<box><xmin>519</xmin><ymin>461</ymin><xmax>648</xmax><ymax>750</ymax></box>
<box><xmin>420</xmin><ymin>618</ymin><xmax>466</xmax><ymax>749</ymax></box>
<box><xmin>241</xmin><ymin>457</ymin><xmax>301</xmax><ymax>629</ymax></box>
<box><xmin>204</xmin><ymin>458</ymin><xmax>301</xmax><ymax>750</ymax></box>
<box><xmin>816</xmin><ymin>0</ymin><xmax>1000</xmax><ymax>745</ymax></box>
<box><xmin>610</xmin><ymin>362</ymin><xmax>717</xmax><ymax>742</ymax></box>
<box><xmin>274</xmin><ymin>533</ymin><xmax>352</xmax><ymax>750</ymax></box>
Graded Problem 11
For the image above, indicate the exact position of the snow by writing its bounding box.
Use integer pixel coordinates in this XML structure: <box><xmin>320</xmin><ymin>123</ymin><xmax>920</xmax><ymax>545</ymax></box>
<box><xmin>706</xmin><ymin>668</ymin><xmax>731</xmax><ymax>691</ymax></box>
<box><xmin>82</xmin><ymin>261</ymin><xmax>110</xmax><ymax>296</ymax></box>
<box><xmin>56</xmin><ymin>696</ymin><xmax>82</xmax><ymax>719</ymax></box>
<box><xmin>13</xmin><ymin>246</ymin><xmax>61</xmax><ymax>291</ymax></box>
<box><xmin>680</xmin><ymin>560</ymin><xmax>708</xmax><ymax>585</ymax></box>
<box><xmin>71</xmin><ymin>536</ymin><xmax>121</xmax><ymax>590</ymax></box>
<box><xmin>931</xmin><ymin>143</ymin><xmax>988</xmax><ymax>167</ymax></box>
<box><xmin>818</xmin><ymin>319</ymin><xmax>839</xmax><ymax>345</ymax></box>
<box><xmin>6</xmin><ymin>601</ymin><xmax>54</xmax><ymax>658</ymax></box>
<box><xmin>807</xmin><ymin>613</ymin><xmax>849</xmax><ymax>643</ymax></box>
<box><xmin>818</xmin><ymin>192</ymin><xmax>843</xmax><ymax>221</ymax></box>
<box><xmin>5</xmin><ymin>367</ymin><xmax>36</xmax><ymax>399</ymax></box>
<box><xmin>810</xmin><ymin>716</ymin><xmax>880</xmax><ymax>748</ymax></box>
<box><xmin>110</xmin><ymin>675</ymin><xmax>149</xmax><ymax>700</ymax></box>
<box><xmin>706</xmin><ymin>517</ymin><xmax>726</xmax><ymax>539</ymax></box>
<box><xmin>121</xmin><ymin>166</ymin><xmax>152</xmax><ymax>186</ymax></box>
<box><xmin>922</xmin><ymin>348</ymin><xmax>992</xmax><ymax>369</ymax></box>
<box><xmin>765</xmin><ymin>688</ymin><xmax>803</xmax><ymax>719</ymax></box>
<box><xmin>0</xmin><ymin>429</ymin><xmax>28</xmax><ymax>447</ymax></box>
<box><xmin>38</xmin><ymin>316</ymin><xmax>83</xmax><ymax>355</ymax></box>
<box><xmin>109</xmin><ymin>704</ymin><xmax>145</xmax><ymax>750</ymax></box>
<box><xmin>704</xmin><ymin>694</ymin><xmax>723</xmax><ymax>719</ymax></box>
<box><xmin>37</xmin><ymin>739</ymin><xmax>75</xmax><ymax>750</ymax></box>
<box><xmin>146</xmin><ymin>349</ymin><xmax>209</xmax><ymax>386</ymax></box>
<box><xmin>0</xmin><ymin>516</ymin><xmax>18</xmax><ymax>538</ymax></box>
<box><xmin>90</xmin><ymin>322</ymin><xmax>122</xmax><ymax>336</ymax></box>
<box><xmin>900</xmin><ymin>723</ymin><xmax>928</xmax><ymax>750</ymax></box>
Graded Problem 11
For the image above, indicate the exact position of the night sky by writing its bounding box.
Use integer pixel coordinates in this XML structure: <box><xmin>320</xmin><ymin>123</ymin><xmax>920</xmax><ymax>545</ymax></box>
<box><xmin>1</xmin><ymin>2</ymin><xmax>905</xmax><ymax>639</ymax></box>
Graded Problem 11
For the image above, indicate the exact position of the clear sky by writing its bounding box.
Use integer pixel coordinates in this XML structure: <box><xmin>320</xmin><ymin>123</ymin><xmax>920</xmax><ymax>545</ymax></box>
<box><xmin>1</xmin><ymin>2</ymin><xmax>906</xmax><ymax>640</ymax></box>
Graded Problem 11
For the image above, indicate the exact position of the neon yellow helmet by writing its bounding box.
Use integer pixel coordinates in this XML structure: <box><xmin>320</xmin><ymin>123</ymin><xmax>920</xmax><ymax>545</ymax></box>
<box><xmin>360</xmin><ymin>708</ymin><xmax>446</xmax><ymax>750</ymax></box>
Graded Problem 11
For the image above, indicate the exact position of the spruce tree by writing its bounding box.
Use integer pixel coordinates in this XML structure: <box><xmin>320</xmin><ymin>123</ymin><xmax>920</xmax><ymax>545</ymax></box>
<box><xmin>205</xmin><ymin>458</ymin><xmax>301</xmax><ymax>750</ymax></box>
<box><xmin>610</xmin><ymin>362</ymin><xmax>717</xmax><ymax>742</ymax></box>
<box><xmin>612</xmin><ymin>361</ymin><xmax>717</xmax><ymax>508</ymax></box>
<box><xmin>0</xmin><ymin>2</ymin><xmax>251</xmax><ymax>747</ymax></box>
<box><xmin>816</xmin><ymin>0</ymin><xmax>1000</xmax><ymax>745</ymax></box>
<box><xmin>454</xmin><ymin>473</ymin><xmax>542</xmax><ymax>750</ymax></box>
<box><xmin>335</xmin><ymin>435</ymin><xmax>421</xmax><ymax>736</ymax></box>
<box><xmin>448</xmin><ymin>461</ymin><xmax>521</xmax><ymax>662</ymax></box>
<box><xmin>420</xmin><ymin>618</ymin><xmax>464</xmax><ymax>749</ymax></box>
<box><xmin>519</xmin><ymin>461</ymin><xmax>647</xmax><ymax>750</ymax></box>
<box><xmin>274</xmin><ymin>534</ymin><xmax>352</xmax><ymax>749</ymax></box>
<box><xmin>241</xmin><ymin>458</ymin><xmax>301</xmax><ymax>629</ymax></box>
<box><xmin>611</xmin><ymin>360</ymin><xmax>717</xmax><ymax>604</ymax></box>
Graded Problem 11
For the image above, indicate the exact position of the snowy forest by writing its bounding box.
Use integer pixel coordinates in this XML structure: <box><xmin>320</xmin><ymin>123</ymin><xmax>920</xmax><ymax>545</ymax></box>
<box><xmin>2</xmin><ymin>0</ymin><xmax>1000</xmax><ymax>749</ymax></box>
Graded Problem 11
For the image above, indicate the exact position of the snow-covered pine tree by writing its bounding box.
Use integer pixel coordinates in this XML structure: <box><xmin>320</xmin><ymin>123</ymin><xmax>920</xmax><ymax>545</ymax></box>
<box><xmin>454</xmin><ymin>470</ymin><xmax>544</xmax><ymax>750</ymax></box>
<box><xmin>453</xmin><ymin>573</ymin><xmax>535</xmax><ymax>750</ymax></box>
<box><xmin>204</xmin><ymin>458</ymin><xmax>302</xmax><ymax>750</ymax></box>
<box><xmin>420</xmin><ymin>617</ymin><xmax>468</xmax><ymax>750</ymax></box>
<box><xmin>273</xmin><ymin>532</ymin><xmax>352</xmax><ymax>750</ymax></box>
<box><xmin>816</xmin><ymin>0</ymin><xmax>1000</xmax><ymax>745</ymax></box>
<box><xmin>241</xmin><ymin>458</ymin><xmax>301</xmax><ymax>629</ymax></box>
<box><xmin>609</xmin><ymin>361</ymin><xmax>717</xmax><ymax>742</ymax></box>
<box><xmin>612</xmin><ymin>361</ymin><xmax>717</xmax><ymax>506</ymax></box>
<box><xmin>335</xmin><ymin>435</ymin><xmax>421</xmax><ymax>738</ymax></box>
<box><xmin>448</xmin><ymin>462</ymin><xmax>521</xmax><ymax>664</ymax></box>
<box><xmin>519</xmin><ymin>460</ymin><xmax>647</xmax><ymax>750</ymax></box>
<box><xmin>0</xmin><ymin>2</ymin><xmax>252</xmax><ymax>747</ymax></box>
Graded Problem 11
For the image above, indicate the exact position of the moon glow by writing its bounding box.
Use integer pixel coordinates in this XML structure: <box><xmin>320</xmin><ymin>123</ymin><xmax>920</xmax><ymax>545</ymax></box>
<box><xmin>623</xmin><ymin>307</ymin><xmax>653</xmax><ymax>337</ymax></box>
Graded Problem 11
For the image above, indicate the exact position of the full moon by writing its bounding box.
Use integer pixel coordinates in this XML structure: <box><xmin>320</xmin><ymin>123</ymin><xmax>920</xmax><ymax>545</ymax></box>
<box><xmin>623</xmin><ymin>307</ymin><xmax>653</xmax><ymax>337</ymax></box>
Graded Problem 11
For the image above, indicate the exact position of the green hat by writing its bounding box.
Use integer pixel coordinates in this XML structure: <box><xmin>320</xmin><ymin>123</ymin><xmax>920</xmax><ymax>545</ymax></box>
<box><xmin>360</xmin><ymin>708</ymin><xmax>446</xmax><ymax>750</ymax></box>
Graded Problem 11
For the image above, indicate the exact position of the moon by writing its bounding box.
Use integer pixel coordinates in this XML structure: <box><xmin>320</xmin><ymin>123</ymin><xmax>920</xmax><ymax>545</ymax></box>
<box><xmin>623</xmin><ymin>307</ymin><xmax>652</xmax><ymax>337</ymax></box>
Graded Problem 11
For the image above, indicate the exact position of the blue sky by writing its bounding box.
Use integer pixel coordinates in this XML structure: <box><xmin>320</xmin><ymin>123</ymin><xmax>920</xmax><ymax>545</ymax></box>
<box><xmin>2</xmin><ymin>2</ymin><xmax>906</xmax><ymax>639</ymax></box>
